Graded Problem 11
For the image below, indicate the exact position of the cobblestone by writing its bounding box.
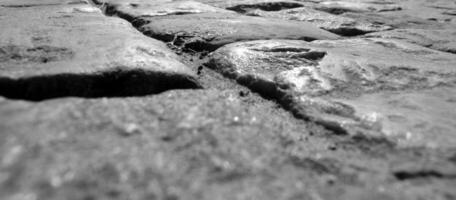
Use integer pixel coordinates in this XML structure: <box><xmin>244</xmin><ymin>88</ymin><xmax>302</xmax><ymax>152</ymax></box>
<box><xmin>1</xmin><ymin>0</ymin><xmax>456</xmax><ymax>199</ymax></box>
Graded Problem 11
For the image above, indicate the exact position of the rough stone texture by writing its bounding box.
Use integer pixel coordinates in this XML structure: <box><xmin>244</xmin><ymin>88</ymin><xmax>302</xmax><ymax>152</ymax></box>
<box><xmin>1</xmin><ymin>91</ymin><xmax>456</xmax><ymax>200</ymax></box>
<box><xmin>365</xmin><ymin>29</ymin><xmax>456</xmax><ymax>54</ymax></box>
<box><xmin>0</xmin><ymin>0</ymin><xmax>84</xmax><ymax>7</ymax></box>
<box><xmin>133</xmin><ymin>12</ymin><xmax>339</xmax><ymax>51</ymax></box>
<box><xmin>93</xmin><ymin>0</ymin><xmax>339</xmax><ymax>51</ymax></box>
<box><xmin>0</xmin><ymin>3</ymin><xmax>199</xmax><ymax>100</ymax></box>
<box><xmin>1</xmin><ymin>0</ymin><xmax>456</xmax><ymax>199</ymax></box>
<box><xmin>244</xmin><ymin>7</ymin><xmax>392</xmax><ymax>36</ymax></box>
<box><xmin>100</xmin><ymin>0</ymin><xmax>235</xmax><ymax>21</ymax></box>
<box><xmin>335</xmin><ymin>87</ymin><xmax>456</xmax><ymax>148</ymax></box>
<box><xmin>389</xmin><ymin>0</ymin><xmax>456</xmax><ymax>23</ymax></box>
<box><xmin>208</xmin><ymin>38</ymin><xmax>456</xmax><ymax>147</ymax></box>
<box><xmin>336</xmin><ymin>0</ymin><xmax>456</xmax><ymax>30</ymax></box>
<box><xmin>314</xmin><ymin>1</ymin><xmax>402</xmax><ymax>14</ymax></box>
<box><xmin>194</xmin><ymin>0</ymin><xmax>305</xmax><ymax>10</ymax></box>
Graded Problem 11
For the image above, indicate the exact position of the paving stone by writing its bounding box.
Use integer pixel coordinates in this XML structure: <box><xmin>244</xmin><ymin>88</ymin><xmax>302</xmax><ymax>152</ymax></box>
<box><xmin>207</xmin><ymin>38</ymin><xmax>456</xmax><ymax>147</ymax></box>
<box><xmin>194</xmin><ymin>0</ymin><xmax>305</xmax><ymax>10</ymax></box>
<box><xmin>2</xmin><ymin>0</ymin><xmax>456</xmax><ymax>199</ymax></box>
<box><xmin>334</xmin><ymin>87</ymin><xmax>456</xmax><ymax>148</ymax></box>
<box><xmin>91</xmin><ymin>0</ymin><xmax>171</xmax><ymax>3</ymax></box>
<box><xmin>0</xmin><ymin>0</ymin><xmax>84</xmax><ymax>7</ymax></box>
<box><xmin>338</xmin><ymin>0</ymin><xmax>456</xmax><ymax>30</ymax></box>
<box><xmin>365</xmin><ymin>29</ymin><xmax>456</xmax><ymax>54</ymax></box>
<box><xmin>392</xmin><ymin>0</ymin><xmax>456</xmax><ymax>22</ymax></box>
<box><xmin>0</xmin><ymin>3</ymin><xmax>199</xmax><ymax>100</ymax></box>
<box><xmin>0</xmin><ymin>90</ymin><xmax>333</xmax><ymax>199</ymax></box>
<box><xmin>315</xmin><ymin>0</ymin><xmax>402</xmax><ymax>14</ymax></box>
<box><xmin>98</xmin><ymin>0</ymin><xmax>234</xmax><ymax>21</ymax></box>
<box><xmin>245</xmin><ymin>7</ymin><xmax>392</xmax><ymax>36</ymax></box>
<box><xmin>1</xmin><ymin>89</ymin><xmax>455</xmax><ymax>200</ymax></box>
<box><xmin>133</xmin><ymin>12</ymin><xmax>339</xmax><ymax>52</ymax></box>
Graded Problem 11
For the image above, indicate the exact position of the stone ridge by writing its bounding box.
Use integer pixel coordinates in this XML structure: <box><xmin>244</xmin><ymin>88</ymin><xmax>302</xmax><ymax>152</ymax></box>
<box><xmin>207</xmin><ymin>38</ymin><xmax>456</xmax><ymax>147</ymax></box>
<box><xmin>0</xmin><ymin>2</ymin><xmax>200</xmax><ymax>100</ymax></box>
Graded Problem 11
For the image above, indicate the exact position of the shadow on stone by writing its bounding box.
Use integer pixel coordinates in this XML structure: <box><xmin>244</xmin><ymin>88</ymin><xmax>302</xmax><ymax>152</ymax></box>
<box><xmin>0</xmin><ymin>68</ymin><xmax>202</xmax><ymax>101</ymax></box>
<box><xmin>393</xmin><ymin>170</ymin><xmax>456</xmax><ymax>181</ymax></box>
<box><xmin>227</xmin><ymin>2</ymin><xmax>304</xmax><ymax>13</ymax></box>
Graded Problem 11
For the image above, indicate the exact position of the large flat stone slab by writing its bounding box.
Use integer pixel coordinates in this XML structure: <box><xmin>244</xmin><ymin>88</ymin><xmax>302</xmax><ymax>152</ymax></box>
<box><xmin>365</xmin><ymin>29</ymin><xmax>456</xmax><ymax>54</ymax></box>
<box><xmin>334</xmin><ymin>87</ymin><xmax>456</xmax><ymax>148</ymax></box>
<box><xmin>97</xmin><ymin>0</ymin><xmax>234</xmax><ymax>21</ymax></box>
<box><xmin>0</xmin><ymin>3</ymin><xmax>199</xmax><ymax>100</ymax></box>
<box><xmin>134</xmin><ymin>12</ymin><xmax>339</xmax><ymax>52</ymax></box>
<box><xmin>389</xmin><ymin>0</ymin><xmax>456</xmax><ymax>23</ymax></box>
<box><xmin>337</xmin><ymin>0</ymin><xmax>456</xmax><ymax>30</ymax></box>
<box><xmin>0</xmin><ymin>0</ymin><xmax>83</xmax><ymax>7</ymax></box>
<box><xmin>1</xmin><ymin>89</ymin><xmax>456</xmax><ymax>200</ymax></box>
<box><xmin>0</xmin><ymin>90</ymin><xmax>327</xmax><ymax>199</ymax></box>
<box><xmin>315</xmin><ymin>0</ymin><xmax>402</xmax><ymax>14</ymax></box>
<box><xmin>207</xmin><ymin>38</ymin><xmax>456</xmax><ymax>147</ymax></box>
<box><xmin>245</xmin><ymin>7</ymin><xmax>392</xmax><ymax>36</ymax></box>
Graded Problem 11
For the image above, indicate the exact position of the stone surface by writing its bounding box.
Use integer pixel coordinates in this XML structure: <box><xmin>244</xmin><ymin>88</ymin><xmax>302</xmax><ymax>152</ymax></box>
<box><xmin>390</xmin><ymin>0</ymin><xmax>456</xmax><ymax>23</ymax></box>
<box><xmin>0</xmin><ymin>0</ymin><xmax>84</xmax><ymax>7</ymax></box>
<box><xmin>100</xmin><ymin>0</ymin><xmax>234</xmax><ymax>21</ymax></box>
<box><xmin>245</xmin><ymin>7</ymin><xmax>392</xmax><ymax>36</ymax></box>
<box><xmin>335</xmin><ymin>87</ymin><xmax>456</xmax><ymax>148</ymax></box>
<box><xmin>337</xmin><ymin>0</ymin><xmax>456</xmax><ymax>30</ymax></box>
<box><xmin>1</xmin><ymin>90</ymin><xmax>456</xmax><ymax>200</ymax></box>
<box><xmin>207</xmin><ymin>38</ymin><xmax>456</xmax><ymax>147</ymax></box>
<box><xmin>194</xmin><ymin>0</ymin><xmax>305</xmax><ymax>10</ymax></box>
<box><xmin>366</xmin><ymin>29</ymin><xmax>456</xmax><ymax>54</ymax></box>
<box><xmin>2</xmin><ymin>0</ymin><xmax>456</xmax><ymax>199</ymax></box>
<box><xmin>0</xmin><ymin>3</ymin><xmax>199</xmax><ymax>100</ymax></box>
<box><xmin>133</xmin><ymin>12</ymin><xmax>339</xmax><ymax>51</ymax></box>
<box><xmin>315</xmin><ymin>0</ymin><xmax>402</xmax><ymax>14</ymax></box>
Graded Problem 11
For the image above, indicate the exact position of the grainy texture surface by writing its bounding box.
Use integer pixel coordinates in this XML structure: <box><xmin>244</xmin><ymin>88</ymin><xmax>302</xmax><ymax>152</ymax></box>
<box><xmin>1</xmin><ymin>0</ymin><xmax>456</xmax><ymax>200</ymax></box>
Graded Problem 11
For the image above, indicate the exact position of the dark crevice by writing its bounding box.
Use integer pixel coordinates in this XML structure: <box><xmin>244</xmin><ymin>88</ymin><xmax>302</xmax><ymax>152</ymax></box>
<box><xmin>236</xmin><ymin>75</ymin><xmax>288</xmax><ymax>102</ymax></box>
<box><xmin>184</xmin><ymin>41</ymin><xmax>220</xmax><ymax>53</ymax></box>
<box><xmin>297</xmin><ymin>37</ymin><xmax>318</xmax><ymax>42</ymax></box>
<box><xmin>103</xmin><ymin>4</ymin><xmax>137</xmax><ymax>22</ymax></box>
<box><xmin>336</xmin><ymin>134</ymin><xmax>396</xmax><ymax>157</ymax></box>
<box><xmin>326</xmin><ymin>28</ymin><xmax>372</xmax><ymax>37</ymax></box>
<box><xmin>316</xmin><ymin>6</ymin><xmax>401</xmax><ymax>15</ymax></box>
<box><xmin>251</xmin><ymin>47</ymin><xmax>327</xmax><ymax>62</ymax></box>
<box><xmin>227</xmin><ymin>2</ymin><xmax>304</xmax><ymax>13</ymax></box>
<box><xmin>0</xmin><ymin>68</ymin><xmax>202</xmax><ymax>101</ymax></box>
<box><xmin>252</xmin><ymin>47</ymin><xmax>311</xmax><ymax>53</ymax></box>
<box><xmin>394</xmin><ymin>170</ymin><xmax>456</xmax><ymax>181</ymax></box>
<box><xmin>424</xmin><ymin>46</ymin><xmax>456</xmax><ymax>55</ymax></box>
<box><xmin>297</xmin><ymin>51</ymin><xmax>327</xmax><ymax>60</ymax></box>
<box><xmin>315</xmin><ymin>8</ymin><xmax>349</xmax><ymax>15</ymax></box>
<box><xmin>288</xmin><ymin>156</ymin><xmax>340</xmax><ymax>174</ymax></box>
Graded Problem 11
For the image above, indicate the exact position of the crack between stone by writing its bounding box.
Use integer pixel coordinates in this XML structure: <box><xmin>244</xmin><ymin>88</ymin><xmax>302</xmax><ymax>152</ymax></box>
<box><xmin>87</xmin><ymin>0</ymin><xmax>401</xmax><ymax>151</ymax></box>
<box><xmin>226</xmin><ymin>2</ymin><xmax>305</xmax><ymax>13</ymax></box>
<box><xmin>0</xmin><ymin>68</ymin><xmax>202</xmax><ymax>101</ymax></box>
<box><xmin>393</xmin><ymin>170</ymin><xmax>456</xmax><ymax>181</ymax></box>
